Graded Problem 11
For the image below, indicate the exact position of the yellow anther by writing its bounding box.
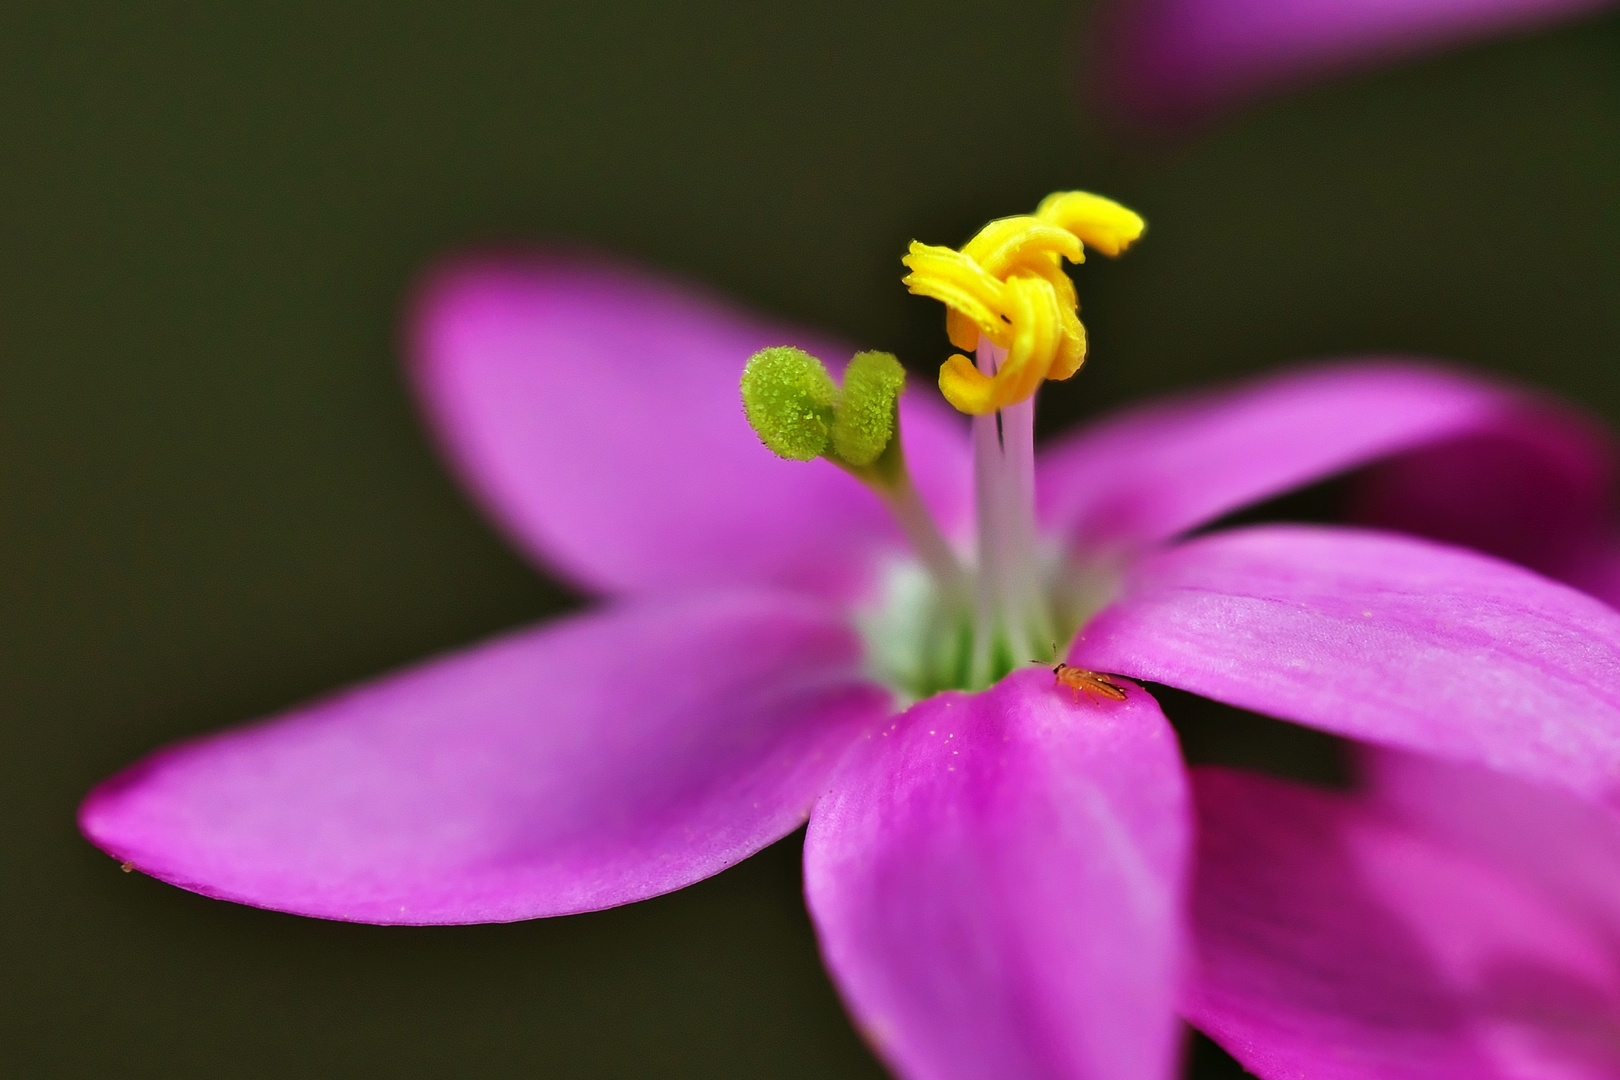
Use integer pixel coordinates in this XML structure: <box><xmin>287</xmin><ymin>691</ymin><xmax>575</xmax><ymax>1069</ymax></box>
<box><xmin>1036</xmin><ymin>191</ymin><xmax>1145</xmax><ymax>257</ymax></box>
<box><xmin>961</xmin><ymin>217</ymin><xmax>1083</xmax><ymax>278</ymax></box>
<box><xmin>902</xmin><ymin>242</ymin><xmax>1008</xmax><ymax>348</ymax></box>
<box><xmin>902</xmin><ymin>191</ymin><xmax>1143</xmax><ymax>415</ymax></box>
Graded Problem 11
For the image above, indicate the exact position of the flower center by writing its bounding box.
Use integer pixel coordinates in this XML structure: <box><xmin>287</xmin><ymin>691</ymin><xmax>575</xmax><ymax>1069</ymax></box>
<box><xmin>741</xmin><ymin>190</ymin><xmax>1143</xmax><ymax>698</ymax></box>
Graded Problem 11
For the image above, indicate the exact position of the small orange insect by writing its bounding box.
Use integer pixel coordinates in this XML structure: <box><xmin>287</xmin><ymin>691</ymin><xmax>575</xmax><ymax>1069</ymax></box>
<box><xmin>1033</xmin><ymin>646</ymin><xmax>1128</xmax><ymax>704</ymax></box>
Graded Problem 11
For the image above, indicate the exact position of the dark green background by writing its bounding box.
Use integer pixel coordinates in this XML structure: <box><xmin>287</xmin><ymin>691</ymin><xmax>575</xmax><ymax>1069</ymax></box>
<box><xmin>4</xmin><ymin>2</ymin><xmax>1618</xmax><ymax>1076</ymax></box>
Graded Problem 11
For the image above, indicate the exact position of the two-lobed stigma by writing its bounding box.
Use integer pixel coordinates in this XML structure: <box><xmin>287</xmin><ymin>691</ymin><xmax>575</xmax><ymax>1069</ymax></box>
<box><xmin>740</xmin><ymin>347</ymin><xmax>905</xmax><ymax>472</ymax></box>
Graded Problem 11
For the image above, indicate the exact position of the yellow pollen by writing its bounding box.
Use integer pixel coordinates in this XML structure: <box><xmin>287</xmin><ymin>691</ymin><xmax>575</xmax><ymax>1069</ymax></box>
<box><xmin>902</xmin><ymin>191</ymin><xmax>1144</xmax><ymax>415</ymax></box>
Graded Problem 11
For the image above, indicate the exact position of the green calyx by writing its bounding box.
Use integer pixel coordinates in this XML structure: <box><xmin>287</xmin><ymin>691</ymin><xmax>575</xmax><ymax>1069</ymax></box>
<box><xmin>741</xmin><ymin>346</ymin><xmax>906</xmax><ymax>473</ymax></box>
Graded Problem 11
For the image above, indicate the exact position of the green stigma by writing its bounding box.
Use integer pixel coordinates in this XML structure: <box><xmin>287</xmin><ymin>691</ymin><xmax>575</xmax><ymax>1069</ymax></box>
<box><xmin>740</xmin><ymin>346</ymin><xmax>838</xmax><ymax>461</ymax></box>
<box><xmin>741</xmin><ymin>346</ymin><xmax>906</xmax><ymax>470</ymax></box>
<box><xmin>832</xmin><ymin>351</ymin><xmax>906</xmax><ymax>467</ymax></box>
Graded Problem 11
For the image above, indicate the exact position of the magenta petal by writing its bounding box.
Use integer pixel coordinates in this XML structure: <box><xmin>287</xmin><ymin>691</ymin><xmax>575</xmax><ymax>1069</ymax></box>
<box><xmin>79</xmin><ymin>592</ymin><xmax>890</xmax><ymax>924</ymax></box>
<box><xmin>410</xmin><ymin>252</ymin><xmax>970</xmax><ymax>597</ymax></box>
<box><xmin>1187</xmin><ymin>767</ymin><xmax>1620</xmax><ymax>1080</ymax></box>
<box><xmin>1073</xmin><ymin>525</ymin><xmax>1620</xmax><ymax>800</ymax></box>
<box><xmin>804</xmin><ymin>669</ymin><xmax>1189</xmax><ymax>1080</ymax></box>
<box><xmin>1092</xmin><ymin>0</ymin><xmax>1619</xmax><ymax>128</ymax></box>
<box><xmin>1038</xmin><ymin>361</ymin><xmax>1601</xmax><ymax>560</ymax></box>
<box><xmin>1364</xmin><ymin>748</ymin><xmax>1620</xmax><ymax>935</ymax></box>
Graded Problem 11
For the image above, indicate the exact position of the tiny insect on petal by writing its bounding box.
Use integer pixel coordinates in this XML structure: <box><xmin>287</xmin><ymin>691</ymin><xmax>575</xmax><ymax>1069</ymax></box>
<box><xmin>1053</xmin><ymin>663</ymin><xmax>1130</xmax><ymax>704</ymax></box>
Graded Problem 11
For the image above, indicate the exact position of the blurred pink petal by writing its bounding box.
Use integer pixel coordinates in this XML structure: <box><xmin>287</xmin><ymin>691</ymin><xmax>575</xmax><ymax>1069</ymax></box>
<box><xmin>410</xmin><ymin>252</ymin><xmax>970</xmax><ymax>599</ymax></box>
<box><xmin>1038</xmin><ymin>360</ymin><xmax>1601</xmax><ymax>560</ymax></box>
<box><xmin>1092</xmin><ymin>0</ymin><xmax>1619</xmax><ymax>128</ymax></box>
<box><xmin>1186</xmin><ymin>766</ymin><xmax>1620</xmax><ymax>1079</ymax></box>
<box><xmin>1364</xmin><ymin>748</ymin><xmax>1620</xmax><ymax>936</ymax></box>
<box><xmin>80</xmin><ymin>591</ymin><xmax>889</xmax><ymax>924</ymax></box>
<box><xmin>805</xmin><ymin>670</ymin><xmax>1188</xmax><ymax>1080</ymax></box>
<box><xmin>1075</xmin><ymin>524</ymin><xmax>1620</xmax><ymax>799</ymax></box>
<box><xmin>1560</xmin><ymin>545</ymin><xmax>1620</xmax><ymax>610</ymax></box>
<box><xmin>1347</xmin><ymin>413</ymin><xmax>1620</xmax><ymax>591</ymax></box>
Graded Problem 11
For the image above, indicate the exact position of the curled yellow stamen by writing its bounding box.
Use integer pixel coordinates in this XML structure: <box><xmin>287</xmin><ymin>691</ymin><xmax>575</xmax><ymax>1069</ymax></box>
<box><xmin>901</xmin><ymin>191</ymin><xmax>1144</xmax><ymax>415</ymax></box>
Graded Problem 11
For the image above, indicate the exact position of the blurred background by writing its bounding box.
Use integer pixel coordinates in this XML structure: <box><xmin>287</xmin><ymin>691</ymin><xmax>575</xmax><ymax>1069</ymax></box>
<box><xmin>4</xmin><ymin>1</ymin><xmax>1619</xmax><ymax>1076</ymax></box>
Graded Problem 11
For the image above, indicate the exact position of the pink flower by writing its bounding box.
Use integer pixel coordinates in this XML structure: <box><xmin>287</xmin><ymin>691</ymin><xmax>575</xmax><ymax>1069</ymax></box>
<box><xmin>1091</xmin><ymin>0</ymin><xmax>1620</xmax><ymax>128</ymax></box>
<box><xmin>79</xmin><ymin>248</ymin><xmax>1620</xmax><ymax>1080</ymax></box>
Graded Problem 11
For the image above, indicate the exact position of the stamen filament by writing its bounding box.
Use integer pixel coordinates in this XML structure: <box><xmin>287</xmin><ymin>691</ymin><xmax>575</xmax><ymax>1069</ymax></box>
<box><xmin>970</xmin><ymin>340</ymin><xmax>1051</xmax><ymax>686</ymax></box>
